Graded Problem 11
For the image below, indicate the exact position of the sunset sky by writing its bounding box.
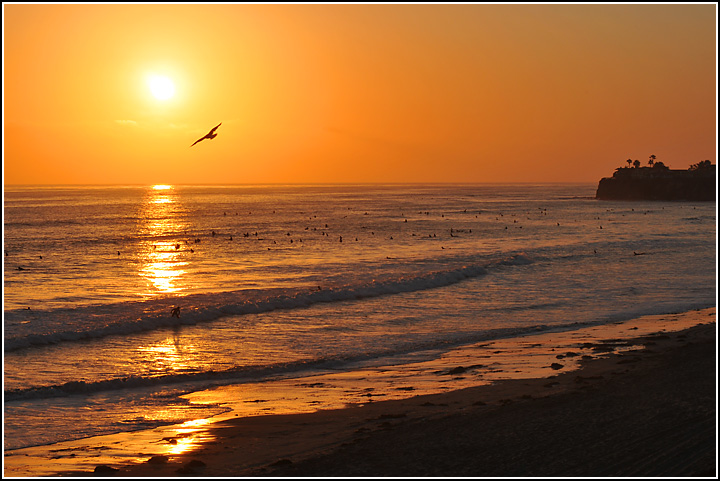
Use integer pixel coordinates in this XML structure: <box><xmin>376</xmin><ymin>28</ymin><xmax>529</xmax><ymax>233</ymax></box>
<box><xmin>3</xmin><ymin>3</ymin><xmax>717</xmax><ymax>185</ymax></box>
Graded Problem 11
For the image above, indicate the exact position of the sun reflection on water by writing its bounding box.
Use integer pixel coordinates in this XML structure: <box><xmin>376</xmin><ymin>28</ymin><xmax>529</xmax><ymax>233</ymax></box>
<box><xmin>137</xmin><ymin>185</ymin><xmax>189</xmax><ymax>295</ymax></box>
<box><xmin>163</xmin><ymin>418</ymin><xmax>215</xmax><ymax>456</ymax></box>
<box><xmin>138</xmin><ymin>334</ymin><xmax>196</xmax><ymax>374</ymax></box>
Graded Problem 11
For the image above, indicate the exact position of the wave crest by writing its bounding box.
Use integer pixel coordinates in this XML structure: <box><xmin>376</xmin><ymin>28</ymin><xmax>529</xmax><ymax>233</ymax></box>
<box><xmin>4</xmin><ymin>253</ymin><xmax>533</xmax><ymax>352</ymax></box>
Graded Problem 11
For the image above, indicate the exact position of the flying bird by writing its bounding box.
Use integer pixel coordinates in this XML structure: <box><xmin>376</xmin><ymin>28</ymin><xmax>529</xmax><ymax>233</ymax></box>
<box><xmin>190</xmin><ymin>122</ymin><xmax>222</xmax><ymax>147</ymax></box>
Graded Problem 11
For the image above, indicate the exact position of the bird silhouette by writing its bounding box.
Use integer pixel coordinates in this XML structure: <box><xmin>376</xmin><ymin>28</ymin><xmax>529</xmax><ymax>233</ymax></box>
<box><xmin>190</xmin><ymin>123</ymin><xmax>222</xmax><ymax>147</ymax></box>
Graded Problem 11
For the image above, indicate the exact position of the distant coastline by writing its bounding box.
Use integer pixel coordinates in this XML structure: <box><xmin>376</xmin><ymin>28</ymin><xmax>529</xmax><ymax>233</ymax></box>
<box><xmin>596</xmin><ymin>159</ymin><xmax>716</xmax><ymax>201</ymax></box>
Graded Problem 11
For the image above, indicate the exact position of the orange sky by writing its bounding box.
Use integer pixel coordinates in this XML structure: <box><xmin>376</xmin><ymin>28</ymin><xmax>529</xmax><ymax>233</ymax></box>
<box><xmin>3</xmin><ymin>3</ymin><xmax>717</xmax><ymax>185</ymax></box>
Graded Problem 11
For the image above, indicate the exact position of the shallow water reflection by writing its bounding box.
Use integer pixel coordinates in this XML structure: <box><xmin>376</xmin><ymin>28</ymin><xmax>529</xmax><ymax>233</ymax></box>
<box><xmin>137</xmin><ymin>334</ymin><xmax>197</xmax><ymax>374</ymax></box>
<box><xmin>162</xmin><ymin>418</ymin><xmax>215</xmax><ymax>456</ymax></box>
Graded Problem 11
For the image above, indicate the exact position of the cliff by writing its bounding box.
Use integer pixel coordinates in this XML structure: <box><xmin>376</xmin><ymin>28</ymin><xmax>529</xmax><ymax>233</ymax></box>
<box><xmin>596</xmin><ymin>165</ymin><xmax>716</xmax><ymax>201</ymax></box>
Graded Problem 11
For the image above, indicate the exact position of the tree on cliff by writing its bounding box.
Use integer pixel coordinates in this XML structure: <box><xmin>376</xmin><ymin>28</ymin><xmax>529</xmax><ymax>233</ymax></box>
<box><xmin>689</xmin><ymin>160</ymin><xmax>712</xmax><ymax>171</ymax></box>
<box><xmin>626</xmin><ymin>158</ymin><xmax>633</xmax><ymax>167</ymax></box>
<box><xmin>633</xmin><ymin>159</ymin><xmax>641</xmax><ymax>168</ymax></box>
<box><xmin>648</xmin><ymin>154</ymin><xmax>656</xmax><ymax>166</ymax></box>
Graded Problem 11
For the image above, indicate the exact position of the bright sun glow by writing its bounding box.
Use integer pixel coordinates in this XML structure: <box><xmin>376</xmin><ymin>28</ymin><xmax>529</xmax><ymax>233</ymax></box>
<box><xmin>147</xmin><ymin>75</ymin><xmax>175</xmax><ymax>100</ymax></box>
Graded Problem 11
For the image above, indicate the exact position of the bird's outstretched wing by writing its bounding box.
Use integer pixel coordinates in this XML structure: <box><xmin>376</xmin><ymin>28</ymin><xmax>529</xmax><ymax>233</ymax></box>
<box><xmin>190</xmin><ymin>122</ymin><xmax>222</xmax><ymax>147</ymax></box>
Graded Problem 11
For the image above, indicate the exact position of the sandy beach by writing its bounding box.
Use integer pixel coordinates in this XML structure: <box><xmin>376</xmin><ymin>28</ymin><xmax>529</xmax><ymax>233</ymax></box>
<box><xmin>4</xmin><ymin>308</ymin><xmax>715</xmax><ymax>478</ymax></box>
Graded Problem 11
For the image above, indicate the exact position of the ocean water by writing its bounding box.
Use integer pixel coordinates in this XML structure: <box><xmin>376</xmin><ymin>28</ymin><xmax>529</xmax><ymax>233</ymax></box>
<box><xmin>3</xmin><ymin>184</ymin><xmax>716</xmax><ymax>451</ymax></box>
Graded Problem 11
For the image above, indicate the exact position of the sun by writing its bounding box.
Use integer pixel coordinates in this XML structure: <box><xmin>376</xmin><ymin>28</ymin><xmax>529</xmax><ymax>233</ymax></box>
<box><xmin>147</xmin><ymin>75</ymin><xmax>176</xmax><ymax>101</ymax></box>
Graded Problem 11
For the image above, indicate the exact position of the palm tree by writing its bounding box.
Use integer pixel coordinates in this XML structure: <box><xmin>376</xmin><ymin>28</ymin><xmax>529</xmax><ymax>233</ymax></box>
<box><xmin>633</xmin><ymin>159</ymin><xmax>641</xmax><ymax>168</ymax></box>
<box><xmin>626</xmin><ymin>158</ymin><xmax>633</xmax><ymax>167</ymax></box>
<box><xmin>649</xmin><ymin>154</ymin><xmax>656</xmax><ymax>166</ymax></box>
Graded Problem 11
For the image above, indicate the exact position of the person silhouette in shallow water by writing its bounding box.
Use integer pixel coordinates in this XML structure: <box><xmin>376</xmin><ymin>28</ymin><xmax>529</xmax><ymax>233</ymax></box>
<box><xmin>170</xmin><ymin>306</ymin><xmax>181</xmax><ymax>318</ymax></box>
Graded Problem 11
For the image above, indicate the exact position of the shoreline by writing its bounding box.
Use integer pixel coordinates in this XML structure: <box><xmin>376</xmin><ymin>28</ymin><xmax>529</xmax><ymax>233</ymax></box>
<box><xmin>3</xmin><ymin>308</ymin><xmax>716</xmax><ymax>477</ymax></box>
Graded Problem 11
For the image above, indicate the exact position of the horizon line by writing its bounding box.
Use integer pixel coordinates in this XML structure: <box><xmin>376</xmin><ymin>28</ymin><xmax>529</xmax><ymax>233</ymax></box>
<box><xmin>3</xmin><ymin>181</ymin><xmax>600</xmax><ymax>188</ymax></box>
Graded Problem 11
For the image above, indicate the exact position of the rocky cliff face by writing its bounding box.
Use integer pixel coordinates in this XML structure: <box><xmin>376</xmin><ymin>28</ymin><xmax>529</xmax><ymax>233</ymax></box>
<box><xmin>596</xmin><ymin>166</ymin><xmax>716</xmax><ymax>201</ymax></box>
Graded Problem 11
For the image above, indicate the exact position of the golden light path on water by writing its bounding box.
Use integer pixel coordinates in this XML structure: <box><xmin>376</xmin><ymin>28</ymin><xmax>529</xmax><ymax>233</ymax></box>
<box><xmin>135</xmin><ymin>184</ymin><xmax>202</xmax><ymax>387</ymax></box>
<box><xmin>138</xmin><ymin>185</ymin><xmax>188</xmax><ymax>295</ymax></box>
<box><xmin>128</xmin><ymin>183</ymin><xmax>223</xmax><ymax>469</ymax></box>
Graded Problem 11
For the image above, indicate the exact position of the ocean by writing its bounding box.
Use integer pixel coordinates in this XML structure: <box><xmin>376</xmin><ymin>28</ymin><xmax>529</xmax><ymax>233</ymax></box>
<box><xmin>3</xmin><ymin>184</ymin><xmax>716</xmax><ymax>452</ymax></box>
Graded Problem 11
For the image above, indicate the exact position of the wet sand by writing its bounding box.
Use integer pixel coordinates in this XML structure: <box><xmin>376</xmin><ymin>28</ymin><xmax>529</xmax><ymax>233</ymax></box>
<box><xmin>4</xmin><ymin>308</ymin><xmax>716</xmax><ymax>477</ymax></box>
